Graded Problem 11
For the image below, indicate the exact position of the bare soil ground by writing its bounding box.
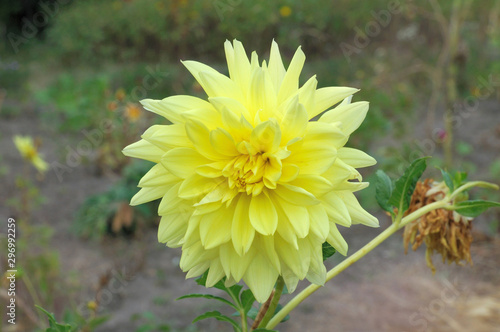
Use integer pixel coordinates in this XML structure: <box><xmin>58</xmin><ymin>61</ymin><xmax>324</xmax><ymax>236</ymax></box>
<box><xmin>1</xmin><ymin>99</ymin><xmax>499</xmax><ymax>332</ymax></box>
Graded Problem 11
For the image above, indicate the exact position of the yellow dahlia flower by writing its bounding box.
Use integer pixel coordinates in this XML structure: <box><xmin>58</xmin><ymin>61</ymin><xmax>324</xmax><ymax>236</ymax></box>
<box><xmin>123</xmin><ymin>40</ymin><xmax>378</xmax><ymax>302</ymax></box>
<box><xmin>13</xmin><ymin>135</ymin><xmax>48</xmax><ymax>173</ymax></box>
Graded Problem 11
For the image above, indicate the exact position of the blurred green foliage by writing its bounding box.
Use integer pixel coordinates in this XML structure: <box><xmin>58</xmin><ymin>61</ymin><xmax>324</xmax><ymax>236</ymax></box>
<box><xmin>73</xmin><ymin>161</ymin><xmax>158</xmax><ymax>239</ymax></box>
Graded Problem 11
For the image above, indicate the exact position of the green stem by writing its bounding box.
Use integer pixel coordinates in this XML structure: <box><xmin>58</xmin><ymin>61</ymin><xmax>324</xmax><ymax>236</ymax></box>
<box><xmin>449</xmin><ymin>181</ymin><xmax>499</xmax><ymax>200</ymax></box>
<box><xmin>266</xmin><ymin>200</ymin><xmax>449</xmax><ymax>329</ymax></box>
<box><xmin>258</xmin><ymin>277</ymin><xmax>285</xmax><ymax>329</ymax></box>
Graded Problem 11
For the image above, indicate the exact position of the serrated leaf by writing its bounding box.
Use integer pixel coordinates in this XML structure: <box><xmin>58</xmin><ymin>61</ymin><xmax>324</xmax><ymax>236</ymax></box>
<box><xmin>177</xmin><ymin>293</ymin><xmax>238</xmax><ymax>310</ymax></box>
<box><xmin>388</xmin><ymin>157</ymin><xmax>429</xmax><ymax>215</ymax></box>
<box><xmin>374</xmin><ymin>170</ymin><xmax>394</xmax><ymax>212</ymax></box>
<box><xmin>322</xmin><ymin>242</ymin><xmax>336</xmax><ymax>261</ymax></box>
<box><xmin>453</xmin><ymin>200</ymin><xmax>500</xmax><ymax>217</ymax></box>
<box><xmin>438</xmin><ymin>168</ymin><xmax>454</xmax><ymax>191</ymax></box>
<box><xmin>240</xmin><ymin>289</ymin><xmax>256</xmax><ymax>314</ymax></box>
<box><xmin>192</xmin><ymin>311</ymin><xmax>241</xmax><ymax>332</ymax></box>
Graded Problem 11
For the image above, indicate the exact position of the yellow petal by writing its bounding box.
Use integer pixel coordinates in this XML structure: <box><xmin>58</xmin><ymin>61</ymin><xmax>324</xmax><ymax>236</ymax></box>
<box><xmin>131</xmin><ymin>185</ymin><xmax>170</xmax><ymax>206</ymax></box>
<box><xmin>319</xmin><ymin>101</ymin><xmax>369</xmax><ymax>135</ymax></box>
<box><xmin>178</xmin><ymin>174</ymin><xmax>222</xmax><ymax>199</ymax></box>
<box><xmin>276</xmin><ymin>197</ymin><xmax>310</xmax><ymax>238</ymax></box>
<box><xmin>220</xmin><ymin>242</ymin><xmax>255</xmax><ymax>281</ymax></box>
<box><xmin>321</xmin><ymin>192</ymin><xmax>351</xmax><ymax>227</ymax></box>
<box><xmin>209</xmin><ymin>96</ymin><xmax>252</xmax><ymax>121</ymax></box>
<box><xmin>199</xmin><ymin>207</ymin><xmax>232</xmax><ymax>249</ymax></box>
<box><xmin>337</xmin><ymin>147</ymin><xmax>376</xmax><ymax>168</ymax></box>
<box><xmin>161</xmin><ymin>147</ymin><xmax>210</xmax><ymax>178</ymax></box>
<box><xmin>337</xmin><ymin>191</ymin><xmax>379</xmax><ymax>227</ymax></box>
<box><xmin>158</xmin><ymin>213</ymin><xmax>188</xmax><ymax>247</ymax></box>
<box><xmin>244</xmin><ymin>253</ymin><xmax>279</xmax><ymax>303</ymax></box>
<box><xmin>249</xmin><ymin>192</ymin><xmax>278</xmax><ymax>235</ymax></box>
<box><xmin>231</xmin><ymin>195</ymin><xmax>256</xmax><ymax>255</ymax></box>
<box><xmin>141</xmin><ymin>95</ymin><xmax>211</xmax><ymax>123</ymax></box>
<box><xmin>290</xmin><ymin>174</ymin><xmax>333</xmax><ymax>198</ymax></box>
<box><xmin>250</xmin><ymin>119</ymin><xmax>281</xmax><ymax>154</ymax></box>
<box><xmin>206</xmin><ymin>259</ymin><xmax>225</xmax><ymax>287</ymax></box>
<box><xmin>278</xmin><ymin>46</ymin><xmax>305</xmax><ymax>104</ymax></box>
<box><xmin>139</xmin><ymin>163</ymin><xmax>180</xmax><ymax>187</ymax></box>
<box><xmin>267</xmin><ymin>40</ymin><xmax>286</xmax><ymax>92</ymax></box>
<box><xmin>185</xmin><ymin>119</ymin><xmax>224</xmax><ymax>160</ymax></box>
<box><xmin>308</xmin><ymin>204</ymin><xmax>329</xmax><ymax>241</ymax></box>
<box><xmin>280</xmin><ymin>96</ymin><xmax>308</xmax><ymax>145</ymax></box>
<box><xmin>123</xmin><ymin>139</ymin><xmax>165</xmax><ymax>163</ymax></box>
<box><xmin>326</xmin><ymin>223</ymin><xmax>348</xmax><ymax>256</ymax></box>
<box><xmin>297</xmin><ymin>75</ymin><xmax>317</xmax><ymax>114</ymax></box>
<box><xmin>310</xmin><ymin>87</ymin><xmax>359</xmax><ymax>119</ymax></box>
<box><xmin>210</xmin><ymin>128</ymin><xmax>239</xmax><ymax>156</ymax></box>
<box><xmin>141</xmin><ymin>124</ymin><xmax>192</xmax><ymax>149</ymax></box>
<box><xmin>274</xmin><ymin>184</ymin><xmax>319</xmax><ymax>206</ymax></box>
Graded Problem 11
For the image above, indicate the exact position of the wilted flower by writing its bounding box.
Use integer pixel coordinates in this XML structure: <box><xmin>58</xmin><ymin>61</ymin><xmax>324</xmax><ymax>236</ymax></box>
<box><xmin>403</xmin><ymin>179</ymin><xmax>473</xmax><ymax>273</ymax></box>
<box><xmin>13</xmin><ymin>135</ymin><xmax>48</xmax><ymax>173</ymax></box>
<box><xmin>123</xmin><ymin>40</ymin><xmax>378</xmax><ymax>302</ymax></box>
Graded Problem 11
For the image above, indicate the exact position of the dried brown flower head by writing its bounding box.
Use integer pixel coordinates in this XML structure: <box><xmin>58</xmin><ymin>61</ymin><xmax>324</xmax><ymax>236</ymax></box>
<box><xmin>403</xmin><ymin>179</ymin><xmax>473</xmax><ymax>273</ymax></box>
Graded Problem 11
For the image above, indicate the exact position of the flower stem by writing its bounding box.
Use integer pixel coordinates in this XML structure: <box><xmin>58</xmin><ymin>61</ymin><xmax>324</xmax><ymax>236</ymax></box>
<box><xmin>258</xmin><ymin>276</ymin><xmax>285</xmax><ymax>329</ymax></box>
<box><xmin>449</xmin><ymin>181</ymin><xmax>499</xmax><ymax>200</ymax></box>
<box><xmin>266</xmin><ymin>200</ymin><xmax>449</xmax><ymax>329</ymax></box>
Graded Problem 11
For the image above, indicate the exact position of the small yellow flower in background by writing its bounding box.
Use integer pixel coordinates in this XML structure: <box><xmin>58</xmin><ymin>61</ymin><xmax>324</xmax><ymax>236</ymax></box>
<box><xmin>13</xmin><ymin>135</ymin><xmax>48</xmax><ymax>173</ymax></box>
<box><xmin>123</xmin><ymin>40</ymin><xmax>378</xmax><ymax>302</ymax></box>
<box><xmin>279</xmin><ymin>6</ymin><xmax>292</xmax><ymax>17</ymax></box>
<box><xmin>124</xmin><ymin>103</ymin><xmax>142</xmax><ymax>122</ymax></box>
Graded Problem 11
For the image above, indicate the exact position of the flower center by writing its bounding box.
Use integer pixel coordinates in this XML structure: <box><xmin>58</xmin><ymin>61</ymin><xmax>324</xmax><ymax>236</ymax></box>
<box><xmin>224</xmin><ymin>153</ymin><xmax>267</xmax><ymax>195</ymax></box>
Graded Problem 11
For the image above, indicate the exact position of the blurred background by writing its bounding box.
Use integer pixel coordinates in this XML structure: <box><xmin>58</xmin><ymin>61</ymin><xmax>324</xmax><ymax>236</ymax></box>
<box><xmin>1</xmin><ymin>0</ymin><xmax>499</xmax><ymax>331</ymax></box>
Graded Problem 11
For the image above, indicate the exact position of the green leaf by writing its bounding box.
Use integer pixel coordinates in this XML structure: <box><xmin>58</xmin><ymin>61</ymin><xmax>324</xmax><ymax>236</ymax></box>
<box><xmin>438</xmin><ymin>168</ymin><xmax>454</xmax><ymax>191</ymax></box>
<box><xmin>321</xmin><ymin>242</ymin><xmax>336</xmax><ymax>261</ymax></box>
<box><xmin>374</xmin><ymin>170</ymin><xmax>394</xmax><ymax>212</ymax></box>
<box><xmin>177</xmin><ymin>294</ymin><xmax>238</xmax><ymax>310</ymax></box>
<box><xmin>453</xmin><ymin>200</ymin><xmax>500</xmax><ymax>217</ymax></box>
<box><xmin>388</xmin><ymin>157</ymin><xmax>429</xmax><ymax>215</ymax></box>
<box><xmin>36</xmin><ymin>305</ymin><xmax>74</xmax><ymax>332</ymax></box>
<box><xmin>252</xmin><ymin>329</ymin><xmax>278</xmax><ymax>332</ymax></box>
<box><xmin>453</xmin><ymin>171</ymin><xmax>467</xmax><ymax>188</ymax></box>
<box><xmin>240</xmin><ymin>289</ymin><xmax>256</xmax><ymax>314</ymax></box>
<box><xmin>192</xmin><ymin>311</ymin><xmax>241</xmax><ymax>332</ymax></box>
